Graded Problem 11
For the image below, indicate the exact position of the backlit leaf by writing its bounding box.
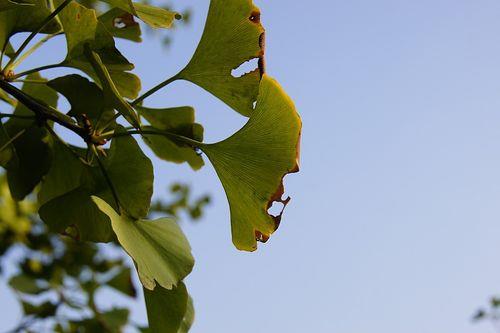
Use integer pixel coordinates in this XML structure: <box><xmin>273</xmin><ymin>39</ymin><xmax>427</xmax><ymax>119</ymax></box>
<box><xmin>99</xmin><ymin>7</ymin><xmax>142</xmax><ymax>43</ymax></box>
<box><xmin>175</xmin><ymin>0</ymin><xmax>265</xmax><ymax>116</ymax></box>
<box><xmin>198</xmin><ymin>75</ymin><xmax>301</xmax><ymax>251</ymax></box>
<box><xmin>56</xmin><ymin>0</ymin><xmax>141</xmax><ymax>99</ymax></box>
<box><xmin>92</xmin><ymin>196</ymin><xmax>194</xmax><ymax>290</ymax></box>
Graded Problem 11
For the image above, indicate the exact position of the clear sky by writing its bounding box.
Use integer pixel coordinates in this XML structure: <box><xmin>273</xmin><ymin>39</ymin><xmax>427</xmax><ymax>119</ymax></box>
<box><xmin>3</xmin><ymin>0</ymin><xmax>500</xmax><ymax>332</ymax></box>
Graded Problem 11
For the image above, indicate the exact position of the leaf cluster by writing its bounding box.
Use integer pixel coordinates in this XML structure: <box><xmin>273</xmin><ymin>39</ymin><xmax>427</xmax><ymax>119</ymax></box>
<box><xmin>0</xmin><ymin>0</ymin><xmax>301</xmax><ymax>331</ymax></box>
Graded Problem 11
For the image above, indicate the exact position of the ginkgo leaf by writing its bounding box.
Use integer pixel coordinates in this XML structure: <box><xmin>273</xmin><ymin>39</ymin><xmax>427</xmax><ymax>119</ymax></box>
<box><xmin>0</xmin><ymin>0</ymin><xmax>61</xmax><ymax>51</ymax></box>
<box><xmin>39</xmin><ymin>130</ymin><xmax>153</xmax><ymax>242</ymax></box>
<box><xmin>1</xmin><ymin>73</ymin><xmax>58</xmax><ymax>200</ymax></box>
<box><xmin>178</xmin><ymin>296</ymin><xmax>195</xmax><ymax>333</ymax></box>
<box><xmin>48</xmin><ymin>74</ymin><xmax>115</xmax><ymax>133</ymax></box>
<box><xmin>92</xmin><ymin>196</ymin><xmax>194</xmax><ymax>290</ymax></box>
<box><xmin>100</xmin><ymin>0</ymin><xmax>180</xmax><ymax>29</ymax></box>
<box><xmin>175</xmin><ymin>0</ymin><xmax>265</xmax><ymax>116</ymax></box>
<box><xmin>99</xmin><ymin>8</ymin><xmax>141</xmax><ymax>43</ymax></box>
<box><xmin>56</xmin><ymin>0</ymin><xmax>141</xmax><ymax>99</ymax></box>
<box><xmin>144</xmin><ymin>283</ymin><xmax>189</xmax><ymax>333</ymax></box>
<box><xmin>138</xmin><ymin>106</ymin><xmax>204</xmax><ymax>170</ymax></box>
<box><xmin>0</xmin><ymin>0</ymin><xmax>33</xmax><ymax>12</ymax></box>
<box><xmin>84</xmin><ymin>45</ymin><xmax>141</xmax><ymax>129</ymax></box>
<box><xmin>198</xmin><ymin>75</ymin><xmax>301</xmax><ymax>251</ymax></box>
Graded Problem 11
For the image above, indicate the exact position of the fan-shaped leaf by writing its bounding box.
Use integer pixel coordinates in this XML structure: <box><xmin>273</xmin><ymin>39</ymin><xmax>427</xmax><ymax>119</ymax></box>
<box><xmin>199</xmin><ymin>75</ymin><xmax>301</xmax><ymax>251</ymax></box>
<box><xmin>99</xmin><ymin>8</ymin><xmax>141</xmax><ymax>42</ymax></box>
<box><xmin>92</xmin><ymin>196</ymin><xmax>194</xmax><ymax>290</ymax></box>
<box><xmin>138</xmin><ymin>106</ymin><xmax>204</xmax><ymax>170</ymax></box>
<box><xmin>175</xmin><ymin>0</ymin><xmax>265</xmax><ymax>116</ymax></box>
<box><xmin>56</xmin><ymin>0</ymin><xmax>140</xmax><ymax>99</ymax></box>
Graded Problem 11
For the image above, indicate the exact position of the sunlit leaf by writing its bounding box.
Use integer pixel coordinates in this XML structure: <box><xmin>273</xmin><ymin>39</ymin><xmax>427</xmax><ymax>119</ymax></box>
<box><xmin>198</xmin><ymin>75</ymin><xmax>301</xmax><ymax>251</ymax></box>
<box><xmin>56</xmin><ymin>0</ymin><xmax>141</xmax><ymax>99</ymax></box>
<box><xmin>143</xmin><ymin>282</ymin><xmax>189</xmax><ymax>333</ymax></box>
<box><xmin>178</xmin><ymin>296</ymin><xmax>195</xmax><ymax>333</ymax></box>
<box><xmin>101</xmin><ymin>0</ymin><xmax>180</xmax><ymax>29</ymax></box>
<box><xmin>175</xmin><ymin>0</ymin><xmax>265</xmax><ymax>116</ymax></box>
<box><xmin>92</xmin><ymin>196</ymin><xmax>194</xmax><ymax>290</ymax></box>
<box><xmin>138</xmin><ymin>105</ymin><xmax>204</xmax><ymax>170</ymax></box>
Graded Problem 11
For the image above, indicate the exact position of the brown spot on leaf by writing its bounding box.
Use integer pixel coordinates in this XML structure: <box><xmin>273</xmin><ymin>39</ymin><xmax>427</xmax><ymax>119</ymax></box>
<box><xmin>249</xmin><ymin>10</ymin><xmax>261</xmax><ymax>23</ymax></box>
<box><xmin>258</xmin><ymin>32</ymin><xmax>266</xmax><ymax>76</ymax></box>
<box><xmin>255</xmin><ymin>230</ymin><xmax>270</xmax><ymax>243</ymax></box>
<box><xmin>114</xmin><ymin>13</ymin><xmax>138</xmax><ymax>29</ymax></box>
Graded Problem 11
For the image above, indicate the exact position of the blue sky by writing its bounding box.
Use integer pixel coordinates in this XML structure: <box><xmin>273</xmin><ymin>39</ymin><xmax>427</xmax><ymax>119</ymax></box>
<box><xmin>3</xmin><ymin>0</ymin><xmax>500</xmax><ymax>332</ymax></box>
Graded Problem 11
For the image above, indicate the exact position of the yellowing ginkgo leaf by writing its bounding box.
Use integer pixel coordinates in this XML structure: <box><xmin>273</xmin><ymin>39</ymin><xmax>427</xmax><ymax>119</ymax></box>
<box><xmin>92</xmin><ymin>197</ymin><xmax>194</xmax><ymax>290</ymax></box>
<box><xmin>198</xmin><ymin>75</ymin><xmax>301</xmax><ymax>251</ymax></box>
<box><xmin>168</xmin><ymin>0</ymin><xmax>265</xmax><ymax>117</ymax></box>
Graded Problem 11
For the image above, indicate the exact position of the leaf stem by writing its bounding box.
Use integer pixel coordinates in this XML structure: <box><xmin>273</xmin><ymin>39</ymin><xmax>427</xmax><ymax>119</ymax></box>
<box><xmin>0</xmin><ymin>128</ymin><xmax>26</xmax><ymax>153</ymax></box>
<box><xmin>9</xmin><ymin>33</ymin><xmax>61</xmax><ymax>70</ymax></box>
<box><xmin>131</xmin><ymin>74</ymin><xmax>179</xmax><ymax>106</ymax></box>
<box><xmin>0</xmin><ymin>79</ymin><xmax>87</xmax><ymax>138</ymax></box>
<box><xmin>11</xmin><ymin>63</ymin><xmax>63</xmax><ymax>80</ymax></box>
<box><xmin>3</xmin><ymin>0</ymin><xmax>72</xmax><ymax>72</ymax></box>
<box><xmin>100</xmin><ymin>128</ymin><xmax>202</xmax><ymax>148</ymax></box>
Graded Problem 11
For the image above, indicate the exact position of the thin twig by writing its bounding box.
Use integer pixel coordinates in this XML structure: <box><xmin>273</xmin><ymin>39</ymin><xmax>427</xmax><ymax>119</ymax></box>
<box><xmin>10</xmin><ymin>33</ymin><xmax>60</xmax><ymax>70</ymax></box>
<box><xmin>3</xmin><ymin>0</ymin><xmax>73</xmax><ymax>71</ymax></box>
<box><xmin>131</xmin><ymin>74</ymin><xmax>179</xmax><ymax>106</ymax></box>
<box><xmin>99</xmin><ymin>128</ymin><xmax>202</xmax><ymax>148</ymax></box>
<box><xmin>0</xmin><ymin>128</ymin><xmax>26</xmax><ymax>153</ymax></box>
<box><xmin>11</xmin><ymin>63</ymin><xmax>62</xmax><ymax>80</ymax></box>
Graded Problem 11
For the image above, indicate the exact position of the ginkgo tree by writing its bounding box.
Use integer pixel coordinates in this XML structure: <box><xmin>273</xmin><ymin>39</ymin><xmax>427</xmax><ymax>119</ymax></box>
<box><xmin>0</xmin><ymin>0</ymin><xmax>301</xmax><ymax>331</ymax></box>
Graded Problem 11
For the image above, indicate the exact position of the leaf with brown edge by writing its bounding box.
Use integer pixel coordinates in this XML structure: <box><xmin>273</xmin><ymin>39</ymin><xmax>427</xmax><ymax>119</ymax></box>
<box><xmin>155</xmin><ymin>0</ymin><xmax>265</xmax><ymax>117</ymax></box>
<box><xmin>195</xmin><ymin>75</ymin><xmax>301</xmax><ymax>251</ymax></box>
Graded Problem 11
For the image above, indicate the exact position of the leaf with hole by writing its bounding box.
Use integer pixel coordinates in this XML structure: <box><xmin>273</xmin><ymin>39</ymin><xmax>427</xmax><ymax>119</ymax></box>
<box><xmin>100</xmin><ymin>0</ymin><xmax>181</xmax><ymax>29</ymax></box>
<box><xmin>56</xmin><ymin>0</ymin><xmax>140</xmax><ymax>99</ymax></box>
<box><xmin>174</xmin><ymin>0</ymin><xmax>265</xmax><ymax>116</ymax></box>
<box><xmin>197</xmin><ymin>75</ymin><xmax>301</xmax><ymax>251</ymax></box>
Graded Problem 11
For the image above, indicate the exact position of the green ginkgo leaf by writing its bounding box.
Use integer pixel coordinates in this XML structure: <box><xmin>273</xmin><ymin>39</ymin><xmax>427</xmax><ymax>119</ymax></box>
<box><xmin>178</xmin><ymin>296</ymin><xmax>195</xmax><ymax>333</ymax></box>
<box><xmin>0</xmin><ymin>0</ymin><xmax>33</xmax><ymax>12</ymax></box>
<box><xmin>144</xmin><ymin>283</ymin><xmax>189</xmax><ymax>333</ymax></box>
<box><xmin>0</xmin><ymin>0</ymin><xmax>61</xmax><ymax>51</ymax></box>
<box><xmin>1</xmin><ymin>74</ymin><xmax>58</xmax><ymax>200</ymax></box>
<box><xmin>138</xmin><ymin>106</ymin><xmax>204</xmax><ymax>170</ymax></box>
<box><xmin>39</xmin><ymin>130</ymin><xmax>153</xmax><ymax>242</ymax></box>
<box><xmin>100</xmin><ymin>0</ymin><xmax>180</xmax><ymax>29</ymax></box>
<box><xmin>84</xmin><ymin>45</ymin><xmax>141</xmax><ymax>129</ymax></box>
<box><xmin>48</xmin><ymin>74</ymin><xmax>115</xmax><ymax>133</ymax></box>
<box><xmin>198</xmin><ymin>75</ymin><xmax>301</xmax><ymax>251</ymax></box>
<box><xmin>56</xmin><ymin>0</ymin><xmax>141</xmax><ymax>99</ymax></box>
<box><xmin>99</xmin><ymin>8</ymin><xmax>142</xmax><ymax>43</ymax></box>
<box><xmin>92</xmin><ymin>196</ymin><xmax>194</xmax><ymax>290</ymax></box>
<box><xmin>175</xmin><ymin>0</ymin><xmax>265</xmax><ymax>116</ymax></box>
